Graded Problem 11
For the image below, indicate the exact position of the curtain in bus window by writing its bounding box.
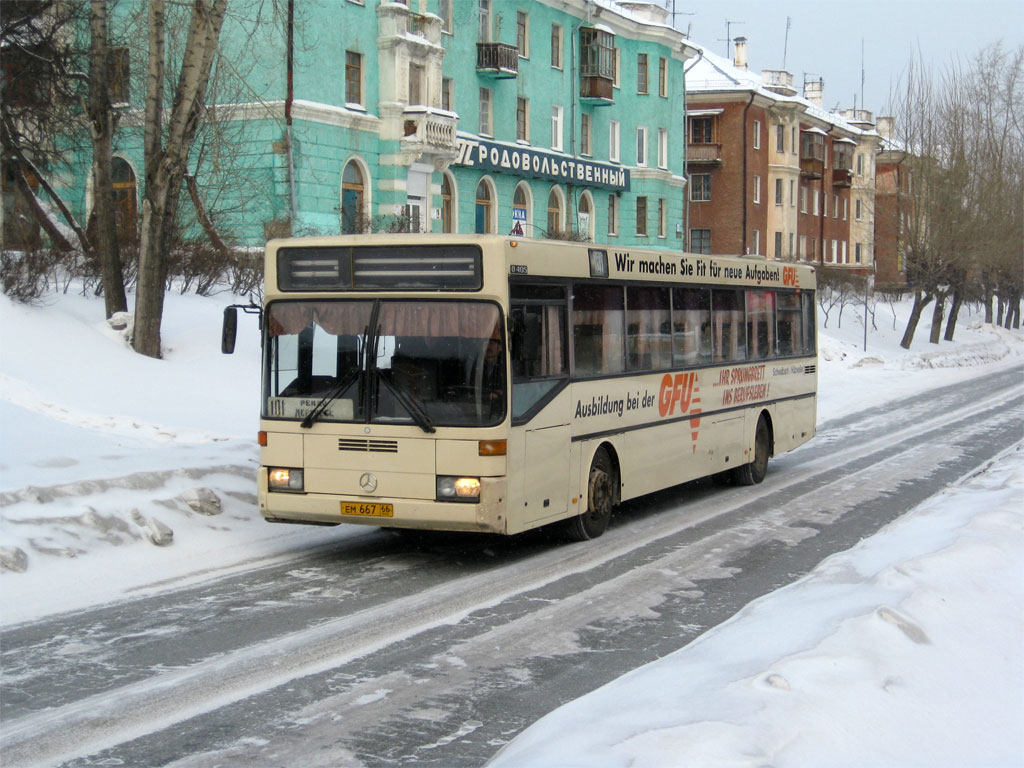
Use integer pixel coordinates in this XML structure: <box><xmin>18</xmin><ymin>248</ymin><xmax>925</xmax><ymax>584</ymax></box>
<box><xmin>379</xmin><ymin>302</ymin><xmax>498</xmax><ymax>339</ymax></box>
<box><xmin>268</xmin><ymin>302</ymin><xmax>374</xmax><ymax>337</ymax></box>
<box><xmin>802</xmin><ymin>292</ymin><xmax>817</xmax><ymax>355</ymax></box>
<box><xmin>711</xmin><ymin>289</ymin><xmax>746</xmax><ymax>362</ymax></box>
<box><xmin>671</xmin><ymin>287</ymin><xmax>711</xmax><ymax>366</ymax></box>
<box><xmin>745</xmin><ymin>290</ymin><xmax>776</xmax><ymax>360</ymax></box>
<box><xmin>543</xmin><ymin>305</ymin><xmax>566</xmax><ymax>375</ymax></box>
<box><xmin>573</xmin><ymin>284</ymin><xmax>624</xmax><ymax>376</ymax></box>
<box><xmin>626</xmin><ymin>286</ymin><xmax>670</xmax><ymax>371</ymax></box>
<box><xmin>776</xmin><ymin>292</ymin><xmax>803</xmax><ymax>356</ymax></box>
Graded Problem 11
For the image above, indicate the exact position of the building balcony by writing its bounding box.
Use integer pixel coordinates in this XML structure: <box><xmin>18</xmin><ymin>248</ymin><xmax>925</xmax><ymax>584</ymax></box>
<box><xmin>579</xmin><ymin>75</ymin><xmax>614</xmax><ymax>104</ymax></box>
<box><xmin>401</xmin><ymin>107</ymin><xmax>458</xmax><ymax>157</ymax></box>
<box><xmin>800</xmin><ymin>157</ymin><xmax>824</xmax><ymax>179</ymax></box>
<box><xmin>832</xmin><ymin>167</ymin><xmax>852</xmax><ymax>187</ymax></box>
<box><xmin>687</xmin><ymin>143</ymin><xmax>723</xmax><ymax>164</ymax></box>
<box><xmin>476</xmin><ymin>42</ymin><xmax>518</xmax><ymax>78</ymax></box>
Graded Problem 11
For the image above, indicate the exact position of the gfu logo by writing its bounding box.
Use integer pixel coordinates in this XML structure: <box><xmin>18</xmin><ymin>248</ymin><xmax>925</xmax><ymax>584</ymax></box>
<box><xmin>658</xmin><ymin>372</ymin><xmax>702</xmax><ymax>453</ymax></box>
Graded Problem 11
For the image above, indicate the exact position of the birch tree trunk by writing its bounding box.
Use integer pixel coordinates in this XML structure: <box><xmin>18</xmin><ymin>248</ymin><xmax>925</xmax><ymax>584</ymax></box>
<box><xmin>88</xmin><ymin>0</ymin><xmax>128</xmax><ymax>318</ymax></box>
<box><xmin>133</xmin><ymin>0</ymin><xmax>227</xmax><ymax>358</ymax></box>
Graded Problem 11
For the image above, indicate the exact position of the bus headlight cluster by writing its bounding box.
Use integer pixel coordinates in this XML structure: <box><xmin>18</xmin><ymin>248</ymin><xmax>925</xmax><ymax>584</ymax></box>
<box><xmin>268</xmin><ymin>467</ymin><xmax>304</xmax><ymax>492</ymax></box>
<box><xmin>436</xmin><ymin>476</ymin><xmax>481</xmax><ymax>502</ymax></box>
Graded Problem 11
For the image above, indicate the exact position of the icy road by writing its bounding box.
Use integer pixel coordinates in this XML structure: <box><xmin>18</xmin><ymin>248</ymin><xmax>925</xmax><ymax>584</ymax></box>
<box><xmin>2</xmin><ymin>365</ymin><xmax>1022</xmax><ymax>768</ymax></box>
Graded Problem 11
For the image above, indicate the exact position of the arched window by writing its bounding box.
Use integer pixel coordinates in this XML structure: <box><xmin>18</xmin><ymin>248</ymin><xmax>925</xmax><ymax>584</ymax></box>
<box><xmin>547</xmin><ymin>186</ymin><xmax>564</xmax><ymax>237</ymax></box>
<box><xmin>341</xmin><ymin>161</ymin><xmax>365</xmax><ymax>234</ymax></box>
<box><xmin>111</xmin><ymin>158</ymin><xmax>138</xmax><ymax>246</ymax></box>
<box><xmin>475</xmin><ymin>178</ymin><xmax>494</xmax><ymax>234</ymax></box>
<box><xmin>440</xmin><ymin>173</ymin><xmax>456</xmax><ymax>233</ymax></box>
<box><xmin>512</xmin><ymin>182</ymin><xmax>531</xmax><ymax>235</ymax></box>
<box><xmin>577</xmin><ymin>191</ymin><xmax>594</xmax><ymax>241</ymax></box>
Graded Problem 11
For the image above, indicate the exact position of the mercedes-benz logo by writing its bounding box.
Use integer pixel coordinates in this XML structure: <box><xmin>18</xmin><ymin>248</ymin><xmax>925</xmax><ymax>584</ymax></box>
<box><xmin>359</xmin><ymin>472</ymin><xmax>378</xmax><ymax>494</ymax></box>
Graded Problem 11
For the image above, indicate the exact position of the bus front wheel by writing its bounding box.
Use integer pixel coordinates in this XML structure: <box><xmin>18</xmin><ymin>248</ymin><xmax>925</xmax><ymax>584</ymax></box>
<box><xmin>564</xmin><ymin>448</ymin><xmax>615</xmax><ymax>541</ymax></box>
<box><xmin>734</xmin><ymin>415</ymin><xmax>771</xmax><ymax>486</ymax></box>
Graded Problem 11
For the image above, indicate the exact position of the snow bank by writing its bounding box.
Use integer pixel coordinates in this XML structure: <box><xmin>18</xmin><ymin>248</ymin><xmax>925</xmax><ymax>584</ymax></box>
<box><xmin>489</xmin><ymin>446</ymin><xmax>1024</xmax><ymax>768</ymax></box>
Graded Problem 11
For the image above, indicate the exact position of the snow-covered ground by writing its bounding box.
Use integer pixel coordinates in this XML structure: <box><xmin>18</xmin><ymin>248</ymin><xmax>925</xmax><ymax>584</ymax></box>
<box><xmin>1</xmin><ymin>283</ymin><xmax>1022</xmax><ymax>764</ymax></box>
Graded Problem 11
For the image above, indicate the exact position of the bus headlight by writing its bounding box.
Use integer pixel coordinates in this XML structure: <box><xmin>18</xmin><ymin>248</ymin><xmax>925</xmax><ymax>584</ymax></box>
<box><xmin>436</xmin><ymin>475</ymin><xmax>481</xmax><ymax>502</ymax></box>
<box><xmin>268</xmin><ymin>467</ymin><xmax>304</xmax><ymax>492</ymax></box>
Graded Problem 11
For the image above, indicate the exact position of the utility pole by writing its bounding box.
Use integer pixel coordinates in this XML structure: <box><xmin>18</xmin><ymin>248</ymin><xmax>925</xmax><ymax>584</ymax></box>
<box><xmin>782</xmin><ymin>16</ymin><xmax>792</xmax><ymax>69</ymax></box>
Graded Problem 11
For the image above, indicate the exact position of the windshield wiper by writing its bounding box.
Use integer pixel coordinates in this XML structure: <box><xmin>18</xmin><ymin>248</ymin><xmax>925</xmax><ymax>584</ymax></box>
<box><xmin>375</xmin><ymin>369</ymin><xmax>436</xmax><ymax>434</ymax></box>
<box><xmin>300</xmin><ymin>369</ymin><xmax>361</xmax><ymax>429</ymax></box>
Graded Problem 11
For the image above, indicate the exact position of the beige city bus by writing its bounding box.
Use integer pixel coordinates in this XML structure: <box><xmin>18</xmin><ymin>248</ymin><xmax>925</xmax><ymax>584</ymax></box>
<box><xmin>223</xmin><ymin>234</ymin><xmax>817</xmax><ymax>541</ymax></box>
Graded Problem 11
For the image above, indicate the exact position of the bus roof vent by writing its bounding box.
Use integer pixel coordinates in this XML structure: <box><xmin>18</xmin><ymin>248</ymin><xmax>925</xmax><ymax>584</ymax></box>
<box><xmin>277</xmin><ymin>245</ymin><xmax>483</xmax><ymax>292</ymax></box>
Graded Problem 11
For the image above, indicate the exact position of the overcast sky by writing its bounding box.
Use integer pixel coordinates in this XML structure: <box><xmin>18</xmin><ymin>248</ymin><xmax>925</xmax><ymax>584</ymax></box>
<box><xmin>670</xmin><ymin>0</ymin><xmax>1023</xmax><ymax>116</ymax></box>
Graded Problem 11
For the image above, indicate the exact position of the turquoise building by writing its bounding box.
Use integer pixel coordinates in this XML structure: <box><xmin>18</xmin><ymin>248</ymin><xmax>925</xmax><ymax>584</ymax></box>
<box><xmin>64</xmin><ymin>1</ymin><xmax>697</xmax><ymax>250</ymax></box>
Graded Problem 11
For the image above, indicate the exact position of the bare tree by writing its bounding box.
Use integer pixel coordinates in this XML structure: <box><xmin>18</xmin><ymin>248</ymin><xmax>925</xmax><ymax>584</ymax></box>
<box><xmin>133</xmin><ymin>0</ymin><xmax>227</xmax><ymax>358</ymax></box>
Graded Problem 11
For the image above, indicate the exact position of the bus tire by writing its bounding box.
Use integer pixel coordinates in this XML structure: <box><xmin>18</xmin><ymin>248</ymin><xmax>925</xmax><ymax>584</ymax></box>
<box><xmin>564</xmin><ymin>448</ymin><xmax>615</xmax><ymax>541</ymax></box>
<box><xmin>734</xmin><ymin>415</ymin><xmax>770</xmax><ymax>486</ymax></box>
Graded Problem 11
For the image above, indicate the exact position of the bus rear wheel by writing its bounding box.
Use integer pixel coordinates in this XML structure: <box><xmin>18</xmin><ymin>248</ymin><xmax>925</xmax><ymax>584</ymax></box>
<box><xmin>564</xmin><ymin>448</ymin><xmax>615</xmax><ymax>541</ymax></box>
<box><xmin>734</xmin><ymin>415</ymin><xmax>770</xmax><ymax>486</ymax></box>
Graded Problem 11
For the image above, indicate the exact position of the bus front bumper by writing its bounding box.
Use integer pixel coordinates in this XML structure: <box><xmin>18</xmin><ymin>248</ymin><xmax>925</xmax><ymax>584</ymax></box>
<box><xmin>258</xmin><ymin>470</ymin><xmax>509</xmax><ymax>534</ymax></box>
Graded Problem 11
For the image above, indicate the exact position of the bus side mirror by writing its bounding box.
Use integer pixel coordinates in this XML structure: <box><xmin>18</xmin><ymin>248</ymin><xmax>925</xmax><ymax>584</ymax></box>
<box><xmin>221</xmin><ymin>306</ymin><xmax>238</xmax><ymax>354</ymax></box>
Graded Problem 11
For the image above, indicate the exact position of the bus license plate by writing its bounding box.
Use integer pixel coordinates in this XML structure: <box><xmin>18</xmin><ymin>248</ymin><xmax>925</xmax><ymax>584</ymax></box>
<box><xmin>341</xmin><ymin>502</ymin><xmax>394</xmax><ymax>518</ymax></box>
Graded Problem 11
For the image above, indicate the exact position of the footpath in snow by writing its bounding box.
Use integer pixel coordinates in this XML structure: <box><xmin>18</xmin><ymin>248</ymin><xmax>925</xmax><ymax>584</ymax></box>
<box><xmin>1</xmin><ymin>284</ymin><xmax>1022</xmax><ymax>766</ymax></box>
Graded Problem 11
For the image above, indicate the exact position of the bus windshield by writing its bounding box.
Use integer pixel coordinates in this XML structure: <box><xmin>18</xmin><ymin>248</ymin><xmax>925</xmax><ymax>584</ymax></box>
<box><xmin>264</xmin><ymin>299</ymin><xmax>506</xmax><ymax>429</ymax></box>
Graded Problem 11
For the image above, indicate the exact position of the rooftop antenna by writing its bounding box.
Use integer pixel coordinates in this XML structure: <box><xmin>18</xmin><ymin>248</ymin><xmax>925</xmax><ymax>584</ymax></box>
<box><xmin>860</xmin><ymin>38</ymin><xmax>866</xmax><ymax>111</ymax></box>
<box><xmin>668</xmin><ymin>1</ymin><xmax>694</xmax><ymax>36</ymax></box>
<box><xmin>720</xmin><ymin>19</ymin><xmax>744</xmax><ymax>58</ymax></box>
<box><xmin>782</xmin><ymin>16</ymin><xmax>791</xmax><ymax>69</ymax></box>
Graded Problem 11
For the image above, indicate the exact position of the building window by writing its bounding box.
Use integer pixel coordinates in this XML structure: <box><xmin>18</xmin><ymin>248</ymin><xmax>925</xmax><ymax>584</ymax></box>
<box><xmin>613</xmin><ymin>47</ymin><xmax>621</xmax><ymax>88</ymax></box>
<box><xmin>800</xmin><ymin>186</ymin><xmax>807</xmax><ymax>213</ymax></box>
<box><xmin>551</xmin><ymin>24</ymin><xmax>562</xmax><ymax>69</ymax></box>
<box><xmin>690</xmin><ymin>228</ymin><xmax>711</xmax><ymax>254</ymax></box>
<box><xmin>792</xmin><ymin>126</ymin><xmax>797</xmax><ymax>154</ymax></box>
<box><xmin>345</xmin><ymin>51</ymin><xmax>362</xmax><ymax>105</ymax></box>
<box><xmin>636</xmin><ymin>196</ymin><xmax>648</xmax><ymax>236</ymax></box>
<box><xmin>551</xmin><ymin>105</ymin><xmax>563</xmax><ymax>151</ymax></box>
<box><xmin>753</xmin><ymin>229</ymin><xmax>760</xmax><ymax>255</ymax></box>
<box><xmin>856</xmin><ymin>153</ymin><xmax>864</xmax><ymax>175</ymax></box>
<box><xmin>842</xmin><ymin>240</ymin><xmax>848</xmax><ymax>263</ymax></box>
<box><xmin>547</xmin><ymin>187</ymin><xmax>563</xmax><ymax>235</ymax></box>
<box><xmin>657</xmin><ymin>128</ymin><xmax>668</xmax><ymax>169</ymax></box>
<box><xmin>479</xmin><ymin>87</ymin><xmax>493</xmax><ymax>135</ymax></box>
<box><xmin>637</xmin><ymin>53</ymin><xmax>648</xmax><ymax>94</ymax></box>
<box><xmin>658</xmin><ymin>198</ymin><xmax>666</xmax><ymax>237</ymax></box>
<box><xmin>438</xmin><ymin>0</ymin><xmax>453</xmax><ymax>33</ymax></box>
<box><xmin>833</xmin><ymin>194</ymin><xmax>839</xmax><ymax>218</ymax></box>
<box><xmin>478</xmin><ymin>0</ymin><xmax>491</xmax><ymax>42</ymax></box>
<box><xmin>753</xmin><ymin>119</ymin><xmax>761</xmax><ymax>149</ymax></box>
<box><xmin>341</xmin><ymin>160</ymin><xmax>365</xmax><ymax>234</ymax></box>
<box><xmin>516</xmin><ymin>10</ymin><xmax>529</xmax><ymax>57</ymax></box>
<box><xmin>608</xmin><ymin>193</ymin><xmax>619</xmax><ymax>235</ymax></box>
<box><xmin>788</xmin><ymin>232</ymin><xmax>794</xmax><ymax>257</ymax></box>
<box><xmin>790</xmin><ymin>179</ymin><xmax>795</xmax><ymax>207</ymax></box>
<box><xmin>774</xmin><ymin>231</ymin><xmax>783</xmax><ymax>258</ymax></box>
<box><xmin>855</xmin><ymin>198</ymin><xmax>862</xmax><ymax>220</ymax></box>
<box><xmin>799</xmin><ymin>235</ymin><xmax>807</xmax><ymax>257</ymax></box>
<box><xmin>609</xmin><ymin>120</ymin><xmax>620</xmax><ymax>162</ymax></box>
<box><xmin>690</xmin><ymin>173</ymin><xmax>711</xmax><ymax>202</ymax></box>
<box><xmin>441</xmin><ymin>173</ymin><xmax>455</xmax><ymax>233</ymax></box>
<box><xmin>636</xmin><ymin>126</ymin><xmax>647</xmax><ymax>167</ymax></box>
<box><xmin>516</xmin><ymin>97</ymin><xmax>529</xmax><ymax>142</ymax></box>
<box><xmin>512</xmin><ymin>182</ymin><xmax>530</xmax><ymax>235</ymax></box>
<box><xmin>408</xmin><ymin>63</ymin><xmax>424</xmax><ymax>105</ymax></box>
<box><xmin>812</xmin><ymin>189</ymin><xmax>819</xmax><ymax>216</ymax></box>
<box><xmin>658</xmin><ymin>56</ymin><xmax>668</xmax><ymax>97</ymax></box>
<box><xmin>578</xmin><ymin>191</ymin><xmax>594</xmax><ymax>240</ymax></box>
<box><xmin>581</xmin><ymin>112</ymin><xmax>592</xmax><ymax>156</ymax></box>
<box><xmin>476</xmin><ymin>179</ymin><xmax>494</xmax><ymax>233</ymax></box>
<box><xmin>442</xmin><ymin>78</ymin><xmax>453</xmax><ymax>112</ymax></box>
<box><xmin>776</xmin><ymin>124</ymin><xmax>784</xmax><ymax>153</ymax></box>
<box><xmin>753</xmin><ymin>175</ymin><xmax>761</xmax><ymax>204</ymax></box>
<box><xmin>690</xmin><ymin>117</ymin><xmax>714</xmax><ymax>143</ymax></box>
<box><xmin>109</xmin><ymin>47</ymin><xmax>130</xmax><ymax>106</ymax></box>
<box><xmin>831</xmin><ymin>239</ymin><xmax>838</xmax><ymax>262</ymax></box>
<box><xmin>843</xmin><ymin>198</ymin><xmax>848</xmax><ymax>220</ymax></box>
<box><xmin>855</xmin><ymin>242</ymin><xmax>863</xmax><ymax>263</ymax></box>
<box><xmin>775</xmin><ymin>178</ymin><xmax>783</xmax><ymax>206</ymax></box>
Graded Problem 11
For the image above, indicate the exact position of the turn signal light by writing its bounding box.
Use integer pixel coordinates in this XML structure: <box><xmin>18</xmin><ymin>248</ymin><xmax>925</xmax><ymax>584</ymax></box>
<box><xmin>478</xmin><ymin>439</ymin><xmax>507</xmax><ymax>456</ymax></box>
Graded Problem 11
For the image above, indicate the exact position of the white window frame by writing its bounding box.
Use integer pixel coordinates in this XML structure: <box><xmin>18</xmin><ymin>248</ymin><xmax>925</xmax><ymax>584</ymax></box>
<box><xmin>658</xmin><ymin>197</ymin><xmax>666</xmax><ymax>238</ymax></box>
<box><xmin>636</xmin><ymin>126</ymin><xmax>648</xmax><ymax>167</ymax></box>
<box><xmin>753</xmin><ymin>175</ymin><xmax>761</xmax><ymax>204</ymax></box>
<box><xmin>516</xmin><ymin>10</ymin><xmax>529</xmax><ymax>58</ymax></box>
<box><xmin>812</xmin><ymin>188</ymin><xmax>819</xmax><ymax>216</ymax></box>
<box><xmin>479</xmin><ymin>87</ymin><xmax>493</xmax><ymax>136</ymax></box>
<box><xmin>551</xmin><ymin>23</ymin><xmax>562</xmax><ymax>69</ymax></box>
<box><xmin>753</xmin><ymin>119</ymin><xmax>761</xmax><ymax>149</ymax></box>
<box><xmin>551</xmin><ymin>105</ymin><xmax>564</xmax><ymax>151</ymax></box>
<box><xmin>478</xmin><ymin>0</ymin><xmax>491</xmax><ymax>42</ymax></box>
<box><xmin>753</xmin><ymin>229</ymin><xmax>760</xmax><ymax>255</ymax></box>
<box><xmin>609</xmin><ymin>120</ymin><xmax>620</xmax><ymax>162</ymax></box>
<box><xmin>657</xmin><ymin>128</ymin><xmax>668</xmax><ymax>169</ymax></box>
<box><xmin>516</xmin><ymin>96</ymin><xmax>530</xmax><ymax>143</ymax></box>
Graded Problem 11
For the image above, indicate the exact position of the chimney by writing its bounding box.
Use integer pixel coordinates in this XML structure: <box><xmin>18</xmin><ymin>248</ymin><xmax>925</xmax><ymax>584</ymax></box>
<box><xmin>733</xmin><ymin>36</ymin><xmax>748</xmax><ymax>69</ymax></box>
<box><xmin>803</xmin><ymin>75</ymin><xmax>824</xmax><ymax>107</ymax></box>
<box><xmin>876</xmin><ymin>116</ymin><xmax>895</xmax><ymax>142</ymax></box>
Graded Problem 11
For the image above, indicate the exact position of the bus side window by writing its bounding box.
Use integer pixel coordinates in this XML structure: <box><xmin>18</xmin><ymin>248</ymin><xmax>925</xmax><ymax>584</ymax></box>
<box><xmin>711</xmin><ymin>289</ymin><xmax>746</xmax><ymax>363</ymax></box>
